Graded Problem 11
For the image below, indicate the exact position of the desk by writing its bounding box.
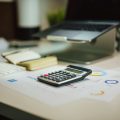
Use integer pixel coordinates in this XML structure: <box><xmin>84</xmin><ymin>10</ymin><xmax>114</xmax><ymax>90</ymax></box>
<box><xmin>0</xmin><ymin>46</ymin><xmax>120</xmax><ymax>120</ymax></box>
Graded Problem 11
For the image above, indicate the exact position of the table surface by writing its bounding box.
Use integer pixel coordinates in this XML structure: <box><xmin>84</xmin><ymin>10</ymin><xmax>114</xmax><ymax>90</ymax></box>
<box><xmin>0</xmin><ymin>42</ymin><xmax>120</xmax><ymax>120</ymax></box>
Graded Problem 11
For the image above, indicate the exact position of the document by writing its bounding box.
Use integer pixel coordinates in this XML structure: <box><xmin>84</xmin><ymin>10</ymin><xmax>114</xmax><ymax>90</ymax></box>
<box><xmin>0</xmin><ymin>65</ymin><xmax>120</xmax><ymax>106</ymax></box>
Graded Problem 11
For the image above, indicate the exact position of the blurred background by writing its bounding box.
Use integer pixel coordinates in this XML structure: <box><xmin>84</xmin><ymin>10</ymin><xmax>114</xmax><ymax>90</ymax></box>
<box><xmin>0</xmin><ymin>0</ymin><xmax>68</xmax><ymax>40</ymax></box>
<box><xmin>0</xmin><ymin>0</ymin><xmax>120</xmax><ymax>51</ymax></box>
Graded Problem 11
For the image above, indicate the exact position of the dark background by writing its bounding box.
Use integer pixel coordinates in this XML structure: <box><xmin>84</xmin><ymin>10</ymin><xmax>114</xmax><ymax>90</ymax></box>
<box><xmin>66</xmin><ymin>0</ymin><xmax>120</xmax><ymax>21</ymax></box>
<box><xmin>0</xmin><ymin>1</ymin><xmax>17</xmax><ymax>40</ymax></box>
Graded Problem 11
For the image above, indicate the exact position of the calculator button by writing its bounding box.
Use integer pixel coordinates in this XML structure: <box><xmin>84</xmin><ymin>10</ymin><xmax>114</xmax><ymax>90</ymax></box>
<box><xmin>43</xmin><ymin>74</ymin><xmax>49</xmax><ymax>76</ymax></box>
<box><xmin>70</xmin><ymin>74</ymin><xmax>76</xmax><ymax>77</ymax></box>
<box><xmin>66</xmin><ymin>76</ymin><xmax>72</xmax><ymax>79</ymax></box>
<box><xmin>56</xmin><ymin>78</ymin><xmax>64</xmax><ymax>82</ymax></box>
<box><xmin>40</xmin><ymin>75</ymin><xmax>44</xmax><ymax>78</ymax></box>
<box><xmin>48</xmin><ymin>73</ymin><xmax>53</xmax><ymax>75</ymax></box>
<box><xmin>62</xmin><ymin>77</ymin><xmax>68</xmax><ymax>80</ymax></box>
<box><xmin>48</xmin><ymin>77</ymin><xmax>53</xmax><ymax>80</ymax></box>
<box><xmin>51</xmin><ymin>78</ymin><xmax>56</xmax><ymax>81</ymax></box>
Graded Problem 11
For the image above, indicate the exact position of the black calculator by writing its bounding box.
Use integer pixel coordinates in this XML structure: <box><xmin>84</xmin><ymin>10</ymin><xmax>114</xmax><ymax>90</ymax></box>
<box><xmin>37</xmin><ymin>65</ymin><xmax>92</xmax><ymax>87</ymax></box>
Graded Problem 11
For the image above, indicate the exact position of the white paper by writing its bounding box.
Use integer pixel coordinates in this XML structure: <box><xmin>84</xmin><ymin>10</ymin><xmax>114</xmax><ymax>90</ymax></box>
<box><xmin>0</xmin><ymin>65</ymin><xmax>120</xmax><ymax>106</ymax></box>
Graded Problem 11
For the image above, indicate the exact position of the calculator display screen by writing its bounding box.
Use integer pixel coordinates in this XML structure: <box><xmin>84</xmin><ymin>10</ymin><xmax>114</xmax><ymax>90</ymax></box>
<box><xmin>66</xmin><ymin>68</ymin><xmax>82</xmax><ymax>74</ymax></box>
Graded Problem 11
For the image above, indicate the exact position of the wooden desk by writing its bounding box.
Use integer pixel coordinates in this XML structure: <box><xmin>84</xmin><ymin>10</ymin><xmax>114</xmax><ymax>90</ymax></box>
<box><xmin>0</xmin><ymin>51</ymin><xmax>120</xmax><ymax>120</ymax></box>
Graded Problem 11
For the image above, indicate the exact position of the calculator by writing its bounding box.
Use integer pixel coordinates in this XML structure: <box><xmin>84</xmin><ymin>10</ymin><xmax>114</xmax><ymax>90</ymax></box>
<box><xmin>37</xmin><ymin>65</ymin><xmax>92</xmax><ymax>86</ymax></box>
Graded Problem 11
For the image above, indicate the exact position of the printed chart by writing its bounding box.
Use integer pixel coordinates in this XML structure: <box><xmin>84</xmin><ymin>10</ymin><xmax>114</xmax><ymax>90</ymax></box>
<box><xmin>0</xmin><ymin>66</ymin><xmax>120</xmax><ymax>106</ymax></box>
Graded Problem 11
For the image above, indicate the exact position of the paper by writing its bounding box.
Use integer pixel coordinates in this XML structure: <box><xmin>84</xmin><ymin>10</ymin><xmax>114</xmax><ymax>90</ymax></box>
<box><xmin>0</xmin><ymin>65</ymin><xmax>120</xmax><ymax>106</ymax></box>
<box><xmin>4</xmin><ymin>50</ymin><xmax>41</xmax><ymax>64</ymax></box>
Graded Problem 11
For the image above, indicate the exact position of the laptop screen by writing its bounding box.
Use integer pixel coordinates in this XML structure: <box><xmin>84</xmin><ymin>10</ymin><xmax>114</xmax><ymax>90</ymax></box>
<box><xmin>65</xmin><ymin>0</ymin><xmax>120</xmax><ymax>21</ymax></box>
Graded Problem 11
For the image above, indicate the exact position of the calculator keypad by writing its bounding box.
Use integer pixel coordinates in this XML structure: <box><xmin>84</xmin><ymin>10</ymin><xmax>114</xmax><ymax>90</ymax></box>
<box><xmin>38</xmin><ymin>70</ymin><xmax>78</xmax><ymax>83</ymax></box>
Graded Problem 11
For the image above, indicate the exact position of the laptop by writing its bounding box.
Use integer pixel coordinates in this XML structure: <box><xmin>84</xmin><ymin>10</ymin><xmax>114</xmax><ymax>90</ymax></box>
<box><xmin>35</xmin><ymin>0</ymin><xmax>120</xmax><ymax>64</ymax></box>
<box><xmin>36</xmin><ymin>0</ymin><xmax>119</xmax><ymax>42</ymax></box>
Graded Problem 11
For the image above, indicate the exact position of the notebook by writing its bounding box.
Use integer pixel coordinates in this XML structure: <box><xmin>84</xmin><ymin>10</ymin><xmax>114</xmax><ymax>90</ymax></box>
<box><xmin>36</xmin><ymin>0</ymin><xmax>120</xmax><ymax>42</ymax></box>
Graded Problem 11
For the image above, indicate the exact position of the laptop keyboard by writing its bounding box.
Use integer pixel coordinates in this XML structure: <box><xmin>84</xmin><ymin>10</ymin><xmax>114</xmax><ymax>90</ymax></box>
<box><xmin>60</xmin><ymin>23</ymin><xmax>111</xmax><ymax>32</ymax></box>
